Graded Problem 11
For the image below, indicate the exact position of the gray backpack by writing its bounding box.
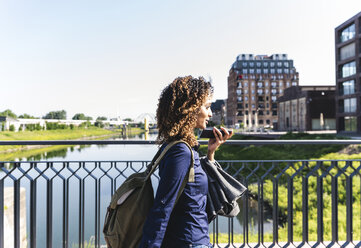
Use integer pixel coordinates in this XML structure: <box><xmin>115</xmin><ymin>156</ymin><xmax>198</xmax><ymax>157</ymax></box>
<box><xmin>103</xmin><ymin>140</ymin><xmax>194</xmax><ymax>248</ymax></box>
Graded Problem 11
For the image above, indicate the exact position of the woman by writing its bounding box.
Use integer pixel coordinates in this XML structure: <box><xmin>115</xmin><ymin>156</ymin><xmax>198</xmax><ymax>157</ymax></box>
<box><xmin>139</xmin><ymin>76</ymin><xmax>232</xmax><ymax>248</ymax></box>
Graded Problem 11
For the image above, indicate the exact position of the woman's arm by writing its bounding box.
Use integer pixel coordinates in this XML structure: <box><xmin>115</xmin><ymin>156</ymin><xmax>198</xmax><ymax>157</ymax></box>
<box><xmin>139</xmin><ymin>143</ymin><xmax>192</xmax><ymax>248</ymax></box>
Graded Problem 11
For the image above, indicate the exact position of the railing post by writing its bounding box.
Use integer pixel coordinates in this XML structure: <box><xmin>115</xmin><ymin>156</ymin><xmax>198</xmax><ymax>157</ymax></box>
<box><xmin>30</xmin><ymin>180</ymin><xmax>37</xmax><ymax>248</ymax></box>
<box><xmin>259</xmin><ymin>181</ymin><xmax>264</xmax><ymax>245</ymax></box>
<box><xmin>287</xmin><ymin>178</ymin><xmax>293</xmax><ymax>243</ymax></box>
<box><xmin>0</xmin><ymin>177</ymin><xmax>4</xmax><ymax>248</ymax></box>
<box><xmin>14</xmin><ymin>179</ymin><xmax>20</xmax><ymax>248</ymax></box>
<box><xmin>331</xmin><ymin>176</ymin><xmax>338</xmax><ymax>243</ymax></box>
<box><xmin>63</xmin><ymin>176</ymin><xmax>69</xmax><ymax>248</ymax></box>
<box><xmin>346</xmin><ymin>176</ymin><xmax>353</xmax><ymax>242</ymax></box>
<box><xmin>302</xmin><ymin>177</ymin><xmax>309</xmax><ymax>243</ymax></box>
<box><xmin>317</xmin><ymin>175</ymin><xmax>324</xmax><ymax>243</ymax></box>
<box><xmin>272</xmin><ymin>179</ymin><xmax>279</xmax><ymax>245</ymax></box>
<box><xmin>47</xmin><ymin>178</ymin><xmax>53</xmax><ymax>248</ymax></box>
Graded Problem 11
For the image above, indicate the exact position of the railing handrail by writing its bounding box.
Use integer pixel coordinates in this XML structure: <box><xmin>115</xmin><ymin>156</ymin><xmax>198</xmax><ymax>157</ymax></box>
<box><xmin>0</xmin><ymin>139</ymin><xmax>360</xmax><ymax>145</ymax></box>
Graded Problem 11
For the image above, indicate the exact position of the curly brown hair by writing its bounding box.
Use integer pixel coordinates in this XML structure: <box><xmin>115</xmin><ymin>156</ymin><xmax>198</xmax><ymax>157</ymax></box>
<box><xmin>156</xmin><ymin>76</ymin><xmax>213</xmax><ymax>147</ymax></box>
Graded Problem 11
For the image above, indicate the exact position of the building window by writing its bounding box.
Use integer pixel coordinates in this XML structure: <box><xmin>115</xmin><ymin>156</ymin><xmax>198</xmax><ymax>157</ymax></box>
<box><xmin>271</xmin><ymin>89</ymin><xmax>277</xmax><ymax>95</ymax></box>
<box><xmin>245</xmin><ymin>96</ymin><xmax>248</xmax><ymax>101</ymax></box>
<box><xmin>252</xmin><ymin>104</ymin><xmax>255</xmax><ymax>109</ymax></box>
<box><xmin>259</xmin><ymin>119</ymin><xmax>264</xmax><ymax>124</ymax></box>
<box><xmin>286</xmin><ymin>82</ymin><xmax>290</xmax><ymax>87</ymax></box>
<box><xmin>277</xmin><ymin>62</ymin><xmax>282</xmax><ymax>67</ymax></box>
<box><xmin>277</xmin><ymin>69</ymin><xmax>282</xmax><ymax>74</ymax></box>
<box><xmin>272</xmin><ymin>103</ymin><xmax>277</xmax><ymax>108</ymax></box>
<box><xmin>279</xmin><ymin>82</ymin><xmax>283</xmax><ymax>87</ymax></box>
<box><xmin>340</xmin><ymin>80</ymin><xmax>355</xmax><ymax>95</ymax></box>
<box><xmin>266</xmin><ymin>111</ymin><xmax>270</xmax><ymax>115</ymax></box>
<box><xmin>278</xmin><ymin>75</ymin><xmax>284</xmax><ymax>79</ymax></box>
<box><xmin>264</xmin><ymin>69</ymin><xmax>268</xmax><ymax>74</ymax></box>
<box><xmin>251</xmin><ymin>89</ymin><xmax>255</xmax><ymax>94</ymax></box>
<box><xmin>237</xmin><ymin>111</ymin><xmax>243</xmax><ymax>116</ymax></box>
<box><xmin>280</xmin><ymin>89</ymin><xmax>283</xmax><ymax>94</ymax></box>
<box><xmin>257</xmin><ymin>82</ymin><xmax>263</xmax><ymax>87</ymax></box>
<box><xmin>242</xmin><ymin>62</ymin><xmax>247</xmax><ymax>67</ymax></box>
<box><xmin>266</xmin><ymin>119</ymin><xmax>270</xmax><ymax>124</ymax></box>
<box><xmin>284</xmin><ymin>62</ymin><xmax>289</xmax><ymax>67</ymax></box>
<box><xmin>340</xmin><ymin>42</ymin><xmax>356</xmax><ymax>60</ymax></box>
<box><xmin>244</xmin><ymin>89</ymin><xmax>248</xmax><ymax>94</ymax></box>
<box><xmin>249</xmin><ymin>62</ymin><xmax>254</xmax><ymax>67</ymax></box>
<box><xmin>259</xmin><ymin>111</ymin><xmax>264</xmax><ymax>116</ymax></box>
<box><xmin>237</xmin><ymin>89</ymin><xmax>242</xmax><ymax>95</ymax></box>
<box><xmin>256</xmin><ymin>62</ymin><xmax>261</xmax><ymax>67</ymax></box>
<box><xmin>270</xmin><ymin>69</ymin><xmax>275</xmax><ymax>74</ymax></box>
<box><xmin>292</xmin><ymin>81</ymin><xmax>297</xmax><ymax>86</ymax></box>
<box><xmin>265</xmin><ymin>89</ymin><xmax>269</xmax><ymax>94</ymax></box>
<box><xmin>270</xmin><ymin>62</ymin><xmax>275</xmax><ymax>67</ymax></box>
<box><xmin>258</xmin><ymin>96</ymin><xmax>264</xmax><ymax>101</ymax></box>
<box><xmin>344</xmin><ymin>116</ymin><xmax>357</xmax><ymax>131</ymax></box>
<box><xmin>237</xmin><ymin>97</ymin><xmax>243</xmax><ymax>101</ymax></box>
<box><xmin>256</xmin><ymin>69</ymin><xmax>261</xmax><ymax>74</ymax></box>
<box><xmin>284</xmin><ymin>69</ymin><xmax>289</xmax><ymax>74</ymax></box>
<box><xmin>264</xmin><ymin>62</ymin><xmax>268</xmax><ymax>67</ymax></box>
<box><xmin>250</xmin><ymin>69</ymin><xmax>255</xmax><ymax>74</ymax></box>
<box><xmin>344</xmin><ymin>98</ymin><xmax>357</xmax><ymax>112</ymax></box>
<box><xmin>265</xmin><ymin>82</ymin><xmax>269</xmax><ymax>87</ymax></box>
<box><xmin>341</xmin><ymin>61</ymin><xmax>356</xmax><ymax>78</ymax></box>
<box><xmin>271</xmin><ymin>96</ymin><xmax>277</xmax><ymax>102</ymax></box>
<box><xmin>245</xmin><ymin>111</ymin><xmax>249</xmax><ymax>115</ymax></box>
<box><xmin>251</xmin><ymin>81</ymin><xmax>255</xmax><ymax>86</ymax></box>
<box><xmin>244</xmin><ymin>82</ymin><xmax>248</xmax><ymax>87</ymax></box>
<box><xmin>237</xmin><ymin>104</ymin><xmax>243</xmax><ymax>109</ymax></box>
<box><xmin>271</xmin><ymin>82</ymin><xmax>277</xmax><ymax>87</ymax></box>
<box><xmin>251</xmin><ymin>96</ymin><xmax>255</xmax><ymax>101</ymax></box>
<box><xmin>237</xmin><ymin>82</ymin><xmax>242</xmax><ymax>88</ymax></box>
<box><xmin>242</xmin><ymin>69</ymin><xmax>248</xmax><ymax>74</ymax></box>
<box><xmin>340</xmin><ymin>23</ymin><xmax>355</xmax><ymax>43</ymax></box>
<box><xmin>272</xmin><ymin>111</ymin><xmax>277</xmax><ymax>116</ymax></box>
<box><xmin>257</xmin><ymin>89</ymin><xmax>263</xmax><ymax>94</ymax></box>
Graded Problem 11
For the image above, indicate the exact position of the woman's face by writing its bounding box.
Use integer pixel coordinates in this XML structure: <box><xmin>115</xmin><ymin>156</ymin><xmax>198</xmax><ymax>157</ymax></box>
<box><xmin>195</xmin><ymin>97</ymin><xmax>212</xmax><ymax>129</ymax></box>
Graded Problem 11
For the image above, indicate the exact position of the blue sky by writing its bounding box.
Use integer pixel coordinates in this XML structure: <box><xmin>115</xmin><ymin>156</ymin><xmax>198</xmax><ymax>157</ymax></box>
<box><xmin>0</xmin><ymin>0</ymin><xmax>359</xmax><ymax>120</ymax></box>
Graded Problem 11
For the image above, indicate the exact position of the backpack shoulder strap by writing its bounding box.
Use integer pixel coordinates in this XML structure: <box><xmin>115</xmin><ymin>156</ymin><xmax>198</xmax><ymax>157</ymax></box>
<box><xmin>146</xmin><ymin>140</ymin><xmax>194</xmax><ymax>183</ymax></box>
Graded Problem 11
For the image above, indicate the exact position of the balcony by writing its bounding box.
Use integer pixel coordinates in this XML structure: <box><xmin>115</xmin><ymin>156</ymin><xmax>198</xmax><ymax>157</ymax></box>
<box><xmin>1</xmin><ymin>140</ymin><xmax>361</xmax><ymax>248</ymax></box>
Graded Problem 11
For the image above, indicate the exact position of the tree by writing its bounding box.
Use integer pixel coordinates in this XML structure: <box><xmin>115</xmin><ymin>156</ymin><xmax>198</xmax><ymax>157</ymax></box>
<box><xmin>0</xmin><ymin>109</ymin><xmax>17</xmax><ymax>118</ymax></box>
<box><xmin>96</xmin><ymin>116</ymin><xmax>107</xmax><ymax>121</ymax></box>
<box><xmin>43</xmin><ymin>110</ymin><xmax>67</xmax><ymax>120</ymax></box>
<box><xmin>72</xmin><ymin>113</ymin><xmax>93</xmax><ymax>121</ymax></box>
<box><xmin>123</xmin><ymin>118</ymin><xmax>133</xmax><ymax>122</ymax></box>
<box><xmin>18</xmin><ymin>113</ymin><xmax>37</xmax><ymax>119</ymax></box>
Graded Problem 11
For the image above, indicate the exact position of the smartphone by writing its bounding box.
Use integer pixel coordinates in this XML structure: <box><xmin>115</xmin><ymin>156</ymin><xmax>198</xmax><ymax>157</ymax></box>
<box><xmin>199</xmin><ymin>128</ymin><xmax>232</xmax><ymax>139</ymax></box>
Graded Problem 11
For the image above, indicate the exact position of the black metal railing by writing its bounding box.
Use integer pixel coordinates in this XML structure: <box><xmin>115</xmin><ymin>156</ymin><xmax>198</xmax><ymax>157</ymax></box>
<box><xmin>1</xmin><ymin>140</ymin><xmax>361</xmax><ymax>248</ymax></box>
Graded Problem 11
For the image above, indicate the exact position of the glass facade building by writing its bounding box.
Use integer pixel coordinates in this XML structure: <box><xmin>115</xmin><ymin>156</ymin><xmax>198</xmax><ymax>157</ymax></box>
<box><xmin>335</xmin><ymin>11</ymin><xmax>361</xmax><ymax>133</ymax></box>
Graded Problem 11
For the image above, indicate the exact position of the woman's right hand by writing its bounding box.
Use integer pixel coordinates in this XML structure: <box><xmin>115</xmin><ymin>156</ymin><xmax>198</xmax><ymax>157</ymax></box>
<box><xmin>207</xmin><ymin>127</ymin><xmax>233</xmax><ymax>161</ymax></box>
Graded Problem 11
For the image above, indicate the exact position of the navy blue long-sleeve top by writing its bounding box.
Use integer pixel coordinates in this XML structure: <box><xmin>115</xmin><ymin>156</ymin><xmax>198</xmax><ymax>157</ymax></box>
<box><xmin>139</xmin><ymin>142</ymin><xmax>210</xmax><ymax>248</ymax></box>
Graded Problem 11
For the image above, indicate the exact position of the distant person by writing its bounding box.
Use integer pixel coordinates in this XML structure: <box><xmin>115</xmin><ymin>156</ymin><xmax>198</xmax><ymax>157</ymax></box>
<box><xmin>139</xmin><ymin>76</ymin><xmax>232</xmax><ymax>248</ymax></box>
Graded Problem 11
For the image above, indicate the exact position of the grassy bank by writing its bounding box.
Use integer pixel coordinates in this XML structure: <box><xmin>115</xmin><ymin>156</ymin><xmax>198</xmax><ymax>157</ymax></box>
<box><xmin>199</xmin><ymin>132</ymin><xmax>347</xmax><ymax>161</ymax></box>
<box><xmin>0</xmin><ymin>127</ymin><xmax>118</xmax><ymax>153</ymax></box>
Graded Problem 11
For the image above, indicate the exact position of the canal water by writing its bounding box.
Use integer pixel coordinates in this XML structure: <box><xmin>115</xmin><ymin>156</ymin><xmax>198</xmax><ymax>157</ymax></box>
<box><xmin>2</xmin><ymin>133</ymin><xmax>272</xmax><ymax>247</ymax></box>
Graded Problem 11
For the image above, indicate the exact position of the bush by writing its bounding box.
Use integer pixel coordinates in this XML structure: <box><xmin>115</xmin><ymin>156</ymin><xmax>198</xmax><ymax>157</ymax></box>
<box><xmin>79</xmin><ymin>121</ymin><xmax>91</xmax><ymax>129</ymax></box>
<box><xmin>94</xmin><ymin>121</ymin><xmax>105</xmax><ymax>128</ymax></box>
<box><xmin>9</xmin><ymin>124</ymin><xmax>15</xmax><ymax>131</ymax></box>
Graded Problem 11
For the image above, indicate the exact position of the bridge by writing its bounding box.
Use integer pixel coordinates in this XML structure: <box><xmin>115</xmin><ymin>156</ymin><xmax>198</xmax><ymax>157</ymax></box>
<box><xmin>1</xmin><ymin>140</ymin><xmax>361</xmax><ymax>247</ymax></box>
